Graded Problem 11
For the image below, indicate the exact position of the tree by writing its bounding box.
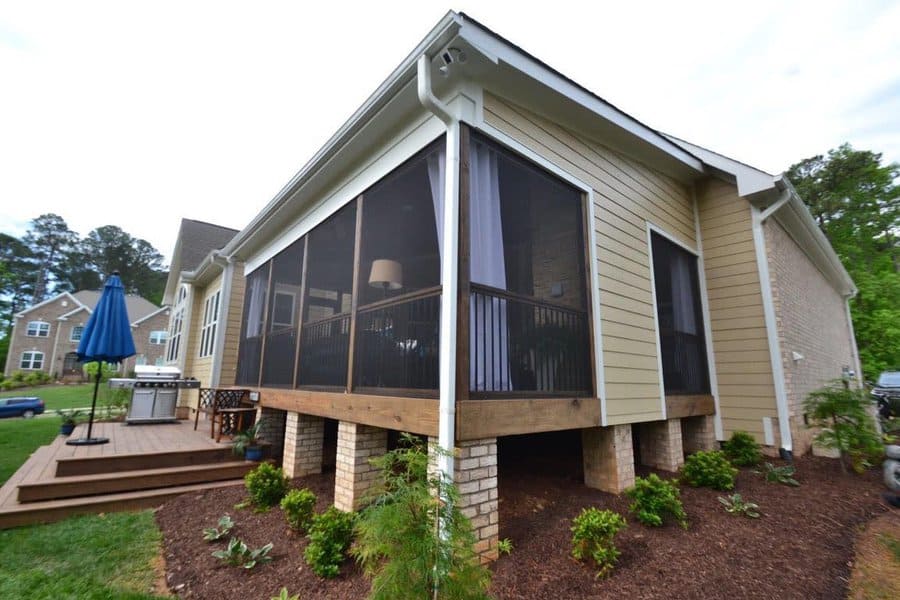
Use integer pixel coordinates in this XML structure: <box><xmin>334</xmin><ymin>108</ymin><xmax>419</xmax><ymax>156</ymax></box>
<box><xmin>786</xmin><ymin>144</ymin><xmax>900</xmax><ymax>379</ymax></box>
<box><xmin>22</xmin><ymin>214</ymin><xmax>77</xmax><ymax>303</ymax></box>
<box><xmin>0</xmin><ymin>232</ymin><xmax>36</xmax><ymax>334</ymax></box>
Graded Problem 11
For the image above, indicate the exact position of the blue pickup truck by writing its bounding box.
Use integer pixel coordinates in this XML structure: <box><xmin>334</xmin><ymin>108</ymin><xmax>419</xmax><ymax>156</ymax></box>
<box><xmin>0</xmin><ymin>397</ymin><xmax>46</xmax><ymax>418</ymax></box>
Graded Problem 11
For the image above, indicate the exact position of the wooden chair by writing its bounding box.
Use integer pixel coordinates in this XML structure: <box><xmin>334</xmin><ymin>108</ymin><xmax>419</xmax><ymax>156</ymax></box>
<box><xmin>194</xmin><ymin>388</ymin><xmax>252</xmax><ymax>441</ymax></box>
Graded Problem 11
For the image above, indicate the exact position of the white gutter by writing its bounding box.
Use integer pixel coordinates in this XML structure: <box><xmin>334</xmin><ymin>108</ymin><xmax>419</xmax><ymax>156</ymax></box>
<box><xmin>751</xmin><ymin>206</ymin><xmax>793</xmax><ymax>457</ymax></box>
<box><xmin>210</xmin><ymin>253</ymin><xmax>234</xmax><ymax>387</ymax></box>
<box><xmin>844</xmin><ymin>296</ymin><xmax>863</xmax><ymax>386</ymax></box>
<box><xmin>417</xmin><ymin>54</ymin><xmax>459</xmax><ymax>496</ymax></box>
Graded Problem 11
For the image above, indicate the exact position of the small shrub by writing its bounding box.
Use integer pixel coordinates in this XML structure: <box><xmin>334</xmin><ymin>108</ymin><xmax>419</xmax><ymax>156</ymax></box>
<box><xmin>212</xmin><ymin>537</ymin><xmax>274</xmax><ymax>569</ymax></box>
<box><xmin>202</xmin><ymin>515</ymin><xmax>235</xmax><ymax>542</ymax></box>
<box><xmin>570</xmin><ymin>508</ymin><xmax>627</xmax><ymax>578</ymax></box>
<box><xmin>244</xmin><ymin>462</ymin><xmax>290</xmax><ymax>508</ymax></box>
<box><xmin>722</xmin><ymin>431</ymin><xmax>763</xmax><ymax>466</ymax></box>
<box><xmin>804</xmin><ymin>381</ymin><xmax>883</xmax><ymax>473</ymax></box>
<box><xmin>681</xmin><ymin>450</ymin><xmax>737</xmax><ymax>490</ymax></box>
<box><xmin>281</xmin><ymin>488</ymin><xmax>316</xmax><ymax>532</ymax></box>
<box><xmin>625</xmin><ymin>474</ymin><xmax>687</xmax><ymax>528</ymax></box>
<box><xmin>718</xmin><ymin>493</ymin><xmax>761</xmax><ymax>518</ymax></box>
<box><xmin>756</xmin><ymin>462</ymin><xmax>800</xmax><ymax>487</ymax></box>
<box><xmin>498</xmin><ymin>538</ymin><xmax>514</xmax><ymax>556</ymax></box>
<box><xmin>304</xmin><ymin>506</ymin><xmax>356</xmax><ymax>578</ymax></box>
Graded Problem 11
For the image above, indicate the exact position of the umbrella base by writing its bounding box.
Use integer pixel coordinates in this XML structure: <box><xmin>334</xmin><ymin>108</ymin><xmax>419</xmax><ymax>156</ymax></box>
<box><xmin>66</xmin><ymin>437</ymin><xmax>110</xmax><ymax>446</ymax></box>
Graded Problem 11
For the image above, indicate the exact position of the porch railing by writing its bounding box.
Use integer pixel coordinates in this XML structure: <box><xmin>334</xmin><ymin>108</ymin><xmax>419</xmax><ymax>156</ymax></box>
<box><xmin>659</xmin><ymin>329</ymin><xmax>709</xmax><ymax>395</ymax></box>
<box><xmin>470</xmin><ymin>283</ymin><xmax>591</xmax><ymax>396</ymax></box>
<box><xmin>297</xmin><ymin>313</ymin><xmax>351</xmax><ymax>387</ymax></box>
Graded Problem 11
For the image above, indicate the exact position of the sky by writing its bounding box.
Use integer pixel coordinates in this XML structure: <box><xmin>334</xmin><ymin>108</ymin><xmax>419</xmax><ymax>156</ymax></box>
<box><xmin>2</xmin><ymin>1</ymin><xmax>899</xmax><ymax>266</ymax></box>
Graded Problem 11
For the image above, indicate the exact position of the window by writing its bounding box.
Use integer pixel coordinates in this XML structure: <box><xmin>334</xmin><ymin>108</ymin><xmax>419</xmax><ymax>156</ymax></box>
<box><xmin>650</xmin><ymin>232</ymin><xmax>710</xmax><ymax>395</ymax></box>
<box><xmin>236</xmin><ymin>266</ymin><xmax>269</xmax><ymax>385</ymax></box>
<box><xmin>26</xmin><ymin>321</ymin><xmax>50</xmax><ymax>337</ymax></box>
<box><xmin>149</xmin><ymin>330</ymin><xmax>167</xmax><ymax>345</ymax></box>
<box><xmin>135</xmin><ymin>355</ymin><xmax>147</xmax><ymax>366</ymax></box>
<box><xmin>20</xmin><ymin>351</ymin><xmax>44</xmax><ymax>370</ymax></box>
<box><xmin>261</xmin><ymin>239</ymin><xmax>304</xmax><ymax>387</ymax></box>
<box><xmin>166</xmin><ymin>286</ymin><xmax>187</xmax><ymax>362</ymax></box>
<box><xmin>199</xmin><ymin>289</ymin><xmax>221</xmax><ymax>358</ymax></box>
<box><xmin>70</xmin><ymin>325</ymin><xmax>84</xmax><ymax>342</ymax></box>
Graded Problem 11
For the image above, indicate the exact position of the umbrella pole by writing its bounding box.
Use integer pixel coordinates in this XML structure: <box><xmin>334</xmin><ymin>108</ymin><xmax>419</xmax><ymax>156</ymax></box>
<box><xmin>86</xmin><ymin>362</ymin><xmax>102</xmax><ymax>440</ymax></box>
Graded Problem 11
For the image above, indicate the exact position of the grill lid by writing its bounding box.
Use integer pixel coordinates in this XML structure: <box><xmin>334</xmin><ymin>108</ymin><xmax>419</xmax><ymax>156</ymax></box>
<box><xmin>134</xmin><ymin>365</ymin><xmax>181</xmax><ymax>380</ymax></box>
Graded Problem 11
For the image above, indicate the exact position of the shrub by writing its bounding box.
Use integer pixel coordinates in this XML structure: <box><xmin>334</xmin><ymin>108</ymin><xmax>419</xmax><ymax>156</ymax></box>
<box><xmin>212</xmin><ymin>537</ymin><xmax>273</xmax><ymax>569</ymax></box>
<box><xmin>804</xmin><ymin>381</ymin><xmax>883</xmax><ymax>473</ymax></box>
<box><xmin>351</xmin><ymin>434</ymin><xmax>491</xmax><ymax>599</ymax></box>
<box><xmin>281</xmin><ymin>488</ymin><xmax>316</xmax><ymax>532</ymax></box>
<box><xmin>681</xmin><ymin>450</ymin><xmax>737</xmax><ymax>490</ymax></box>
<box><xmin>757</xmin><ymin>462</ymin><xmax>800</xmax><ymax>487</ymax></box>
<box><xmin>625</xmin><ymin>474</ymin><xmax>687</xmax><ymax>528</ymax></box>
<box><xmin>244</xmin><ymin>463</ymin><xmax>290</xmax><ymax>508</ymax></box>
<box><xmin>570</xmin><ymin>508</ymin><xmax>627</xmax><ymax>578</ymax></box>
<box><xmin>718</xmin><ymin>493</ymin><xmax>761</xmax><ymax>518</ymax></box>
<box><xmin>304</xmin><ymin>506</ymin><xmax>356</xmax><ymax>578</ymax></box>
<box><xmin>722</xmin><ymin>431</ymin><xmax>763</xmax><ymax>466</ymax></box>
<box><xmin>498</xmin><ymin>538</ymin><xmax>514</xmax><ymax>556</ymax></box>
<box><xmin>82</xmin><ymin>361</ymin><xmax>120</xmax><ymax>382</ymax></box>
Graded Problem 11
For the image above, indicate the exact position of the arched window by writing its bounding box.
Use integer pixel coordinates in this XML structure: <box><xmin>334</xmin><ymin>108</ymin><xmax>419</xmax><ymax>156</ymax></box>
<box><xmin>20</xmin><ymin>351</ymin><xmax>45</xmax><ymax>370</ymax></box>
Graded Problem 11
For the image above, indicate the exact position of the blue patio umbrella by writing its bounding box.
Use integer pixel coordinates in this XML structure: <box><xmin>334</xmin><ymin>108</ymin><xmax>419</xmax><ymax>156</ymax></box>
<box><xmin>66</xmin><ymin>272</ymin><xmax>136</xmax><ymax>446</ymax></box>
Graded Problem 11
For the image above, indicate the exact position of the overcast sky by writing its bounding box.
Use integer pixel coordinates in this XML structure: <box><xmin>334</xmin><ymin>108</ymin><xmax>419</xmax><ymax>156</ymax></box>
<box><xmin>2</xmin><ymin>1</ymin><xmax>899</xmax><ymax>265</ymax></box>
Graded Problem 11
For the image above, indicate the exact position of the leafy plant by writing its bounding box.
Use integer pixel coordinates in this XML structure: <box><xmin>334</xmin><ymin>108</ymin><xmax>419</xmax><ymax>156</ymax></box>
<box><xmin>804</xmin><ymin>381</ymin><xmax>883</xmax><ymax>473</ymax></box>
<box><xmin>58</xmin><ymin>409</ymin><xmax>84</xmax><ymax>426</ymax></box>
<box><xmin>681</xmin><ymin>450</ymin><xmax>738</xmax><ymax>491</ymax></box>
<box><xmin>211</xmin><ymin>537</ymin><xmax>274</xmax><ymax>569</ymax></box>
<box><xmin>625</xmin><ymin>474</ymin><xmax>687</xmax><ymax>528</ymax></box>
<box><xmin>756</xmin><ymin>462</ymin><xmax>800</xmax><ymax>487</ymax></box>
<box><xmin>718</xmin><ymin>494</ymin><xmax>761</xmax><ymax>518</ymax></box>
<box><xmin>304</xmin><ymin>506</ymin><xmax>356</xmax><ymax>578</ymax></box>
<box><xmin>351</xmin><ymin>434</ymin><xmax>491</xmax><ymax>599</ymax></box>
<box><xmin>722</xmin><ymin>431</ymin><xmax>763</xmax><ymax>466</ymax></box>
<box><xmin>570</xmin><ymin>507</ymin><xmax>627</xmax><ymax>578</ymax></box>
<box><xmin>271</xmin><ymin>588</ymin><xmax>300</xmax><ymax>600</ymax></box>
<box><xmin>244</xmin><ymin>462</ymin><xmax>290</xmax><ymax>508</ymax></box>
<box><xmin>281</xmin><ymin>488</ymin><xmax>316</xmax><ymax>532</ymax></box>
<box><xmin>202</xmin><ymin>515</ymin><xmax>235</xmax><ymax>542</ymax></box>
<box><xmin>497</xmin><ymin>538</ymin><xmax>514</xmax><ymax>556</ymax></box>
<box><xmin>233</xmin><ymin>422</ymin><xmax>263</xmax><ymax>457</ymax></box>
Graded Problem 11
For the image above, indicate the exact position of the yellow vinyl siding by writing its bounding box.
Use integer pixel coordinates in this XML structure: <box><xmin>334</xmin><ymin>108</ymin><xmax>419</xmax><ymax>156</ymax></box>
<box><xmin>483</xmin><ymin>92</ymin><xmax>698</xmax><ymax>425</ymax></box>
<box><xmin>697</xmin><ymin>179</ymin><xmax>777</xmax><ymax>440</ymax></box>
<box><xmin>218</xmin><ymin>263</ymin><xmax>246</xmax><ymax>386</ymax></box>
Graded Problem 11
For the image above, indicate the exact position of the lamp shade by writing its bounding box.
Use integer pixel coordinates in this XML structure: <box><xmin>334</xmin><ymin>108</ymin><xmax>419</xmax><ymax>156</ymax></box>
<box><xmin>368</xmin><ymin>259</ymin><xmax>403</xmax><ymax>290</ymax></box>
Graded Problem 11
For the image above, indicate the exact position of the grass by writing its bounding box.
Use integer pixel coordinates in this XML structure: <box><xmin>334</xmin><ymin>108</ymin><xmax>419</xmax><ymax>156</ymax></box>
<box><xmin>0</xmin><ymin>417</ymin><xmax>60</xmax><ymax>485</ymax></box>
<box><xmin>848</xmin><ymin>514</ymin><xmax>900</xmax><ymax>599</ymax></box>
<box><xmin>879</xmin><ymin>533</ymin><xmax>900</xmax><ymax>563</ymax></box>
<box><xmin>1</xmin><ymin>384</ymin><xmax>95</xmax><ymax>411</ymax></box>
<box><xmin>0</xmin><ymin>511</ymin><xmax>171</xmax><ymax>599</ymax></box>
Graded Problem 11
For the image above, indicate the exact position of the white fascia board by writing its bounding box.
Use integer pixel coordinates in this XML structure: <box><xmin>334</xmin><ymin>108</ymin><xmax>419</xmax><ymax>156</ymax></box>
<box><xmin>57</xmin><ymin>306</ymin><xmax>91</xmax><ymax>320</ymax></box>
<box><xmin>459</xmin><ymin>23</ymin><xmax>704</xmax><ymax>175</ymax></box>
<box><xmin>131</xmin><ymin>305</ymin><xmax>170</xmax><ymax>327</ymax></box>
<box><xmin>221</xmin><ymin>12</ymin><xmax>462</xmax><ymax>262</ymax></box>
<box><xmin>15</xmin><ymin>292</ymin><xmax>86</xmax><ymax>318</ymax></box>
<box><xmin>663</xmin><ymin>134</ymin><xmax>774</xmax><ymax>197</ymax></box>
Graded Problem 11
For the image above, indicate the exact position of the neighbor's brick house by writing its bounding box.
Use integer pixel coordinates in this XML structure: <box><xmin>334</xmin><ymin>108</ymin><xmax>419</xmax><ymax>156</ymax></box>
<box><xmin>4</xmin><ymin>290</ymin><xmax>168</xmax><ymax>379</ymax></box>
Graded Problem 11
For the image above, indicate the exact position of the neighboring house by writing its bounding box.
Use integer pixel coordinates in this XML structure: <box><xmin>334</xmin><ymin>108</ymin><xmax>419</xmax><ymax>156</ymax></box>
<box><xmin>4</xmin><ymin>289</ymin><xmax>167</xmax><ymax>379</ymax></box>
<box><xmin>162</xmin><ymin>219</ymin><xmax>242</xmax><ymax>417</ymax></box>
<box><xmin>169</xmin><ymin>12</ymin><xmax>859</xmax><ymax>560</ymax></box>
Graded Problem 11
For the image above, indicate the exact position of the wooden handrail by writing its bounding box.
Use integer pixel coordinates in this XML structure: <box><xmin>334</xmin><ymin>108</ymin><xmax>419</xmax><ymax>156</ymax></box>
<box><xmin>302</xmin><ymin>311</ymin><xmax>351</xmax><ymax>329</ymax></box>
<box><xmin>470</xmin><ymin>283</ymin><xmax>587</xmax><ymax>316</ymax></box>
<box><xmin>357</xmin><ymin>285</ymin><xmax>443</xmax><ymax>314</ymax></box>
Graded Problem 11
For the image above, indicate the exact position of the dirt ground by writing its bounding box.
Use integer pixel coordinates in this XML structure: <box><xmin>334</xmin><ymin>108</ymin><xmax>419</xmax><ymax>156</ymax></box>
<box><xmin>156</xmin><ymin>452</ymin><xmax>890</xmax><ymax>599</ymax></box>
<box><xmin>847</xmin><ymin>510</ymin><xmax>900</xmax><ymax>599</ymax></box>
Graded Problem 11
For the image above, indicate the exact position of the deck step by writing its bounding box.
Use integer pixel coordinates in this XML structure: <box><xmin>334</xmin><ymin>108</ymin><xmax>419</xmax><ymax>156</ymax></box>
<box><xmin>55</xmin><ymin>445</ymin><xmax>235</xmax><ymax>477</ymax></box>
<box><xmin>18</xmin><ymin>461</ymin><xmax>254</xmax><ymax>503</ymax></box>
<box><xmin>0</xmin><ymin>479</ymin><xmax>243</xmax><ymax>530</ymax></box>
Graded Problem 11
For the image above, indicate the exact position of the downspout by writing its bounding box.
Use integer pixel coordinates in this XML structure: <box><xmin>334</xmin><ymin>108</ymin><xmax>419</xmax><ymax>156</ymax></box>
<box><xmin>210</xmin><ymin>253</ymin><xmax>234</xmax><ymax>387</ymax></box>
<box><xmin>417</xmin><ymin>54</ymin><xmax>460</xmax><ymax>490</ymax></box>
<box><xmin>179</xmin><ymin>285</ymin><xmax>195</xmax><ymax>376</ymax></box>
<box><xmin>752</xmin><ymin>188</ymin><xmax>793</xmax><ymax>459</ymax></box>
<box><xmin>49</xmin><ymin>317</ymin><xmax>63</xmax><ymax>379</ymax></box>
<box><xmin>844</xmin><ymin>294</ymin><xmax>863</xmax><ymax>386</ymax></box>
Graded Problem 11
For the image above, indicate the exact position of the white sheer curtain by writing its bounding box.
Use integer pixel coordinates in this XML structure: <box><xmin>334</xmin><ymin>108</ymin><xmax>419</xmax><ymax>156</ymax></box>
<box><xmin>246</xmin><ymin>274</ymin><xmax>267</xmax><ymax>338</ymax></box>
<box><xmin>469</xmin><ymin>140</ymin><xmax>511</xmax><ymax>391</ymax></box>
<box><xmin>670</xmin><ymin>252</ymin><xmax>697</xmax><ymax>334</ymax></box>
<box><xmin>426</xmin><ymin>147</ymin><xmax>446</xmax><ymax>259</ymax></box>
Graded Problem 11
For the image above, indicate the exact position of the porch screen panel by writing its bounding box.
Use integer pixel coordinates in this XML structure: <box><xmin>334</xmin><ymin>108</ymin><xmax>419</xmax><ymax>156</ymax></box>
<box><xmin>261</xmin><ymin>238</ymin><xmax>304</xmax><ymax>387</ymax></box>
<box><xmin>651</xmin><ymin>233</ymin><xmax>710</xmax><ymax>395</ymax></box>
<box><xmin>236</xmin><ymin>265</ymin><xmax>268</xmax><ymax>386</ymax></box>
<box><xmin>469</xmin><ymin>134</ymin><xmax>591</xmax><ymax>395</ymax></box>
<box><xmin>297</xmin><ymin>201</ymin><xmax>357</xmax><ymax>387</ymax></box>
<box><xmin>354</xmin><ymin>141</ymin><xmax>442</xmax><ymax>391</ymax></box>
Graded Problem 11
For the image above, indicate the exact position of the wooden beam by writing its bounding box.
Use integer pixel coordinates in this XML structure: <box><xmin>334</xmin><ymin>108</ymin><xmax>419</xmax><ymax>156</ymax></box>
<box><xmin>456</xmin><ymin>124</ymin><xmax>471</xmax><ymax>403</ymax></box>
<box><xmin>665</xmin><ymin>394</ymin><xmax>716</xmax><ymax>419</ymax></box>
<box><xmin>256</xmin><ymin>261</ymin><xmax>274</xmax><ymax>388</ymax></box>
<box><xmin>292</xmin><ymin>236</ymin><xmax>309</xmax><ymax>388</ymax></box>
<box><xmin>345</xmin><ymin>196</ymin><xmax>364</xmax><ymax>393</ymax></box>
<box><xmin>581</xmin><ymin>192</ymin><xmax>598</xmax><ymax>399</ymax></box>
<box><xmin>258</xmin><ymin>387</ymin><xmax>439</xmax><ymax>436</ymax></box>
<box><xmin>457</xmin><ymin>397</ymin><xmax>601</xmax><ymax>440</ymax></box>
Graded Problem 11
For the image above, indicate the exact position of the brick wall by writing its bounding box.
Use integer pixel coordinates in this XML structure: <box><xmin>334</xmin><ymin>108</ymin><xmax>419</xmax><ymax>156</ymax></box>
<box><xmin>765</xmin><ymin>219</ymin><xmax>856</xmax><ymax>455</ymax></box>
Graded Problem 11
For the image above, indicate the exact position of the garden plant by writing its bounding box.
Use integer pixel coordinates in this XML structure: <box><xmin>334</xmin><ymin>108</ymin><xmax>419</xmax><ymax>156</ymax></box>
<box><xmin>681</xmin><ymin>450</ymin><xmax>738</xmax><ymax>490</ymax></box>
<box><xmin>570</xmin><ymin>507</ymin><xmax>627</xmax><ymax>578</ymax></box>
<box><xmin>722</xmin><ymin>431</ymin><xmax>763</xmax><ymax>466</ymax></box>
<box><xmin>804</xmin><ymin>381</ymin><xmax>883</xmax><ymax>473</ymax></box>
<box><xmin>304</xmin><ymin>506</ymin><xmax>357</xmax><ymax>578</ymax></box>
<box><xmin>281</xmin><ymin>488</ymin><xmax>317</xmax><ymax>532</ymax></box>
<box><xmin>625</xmin><ymin>474</ymin><xmax>687</xmax><ymax>528</ymax></box>
<box><xmin>244</xmin><ymin>462</ymin><xmax>290</xmax><ymax>509</ymax></box>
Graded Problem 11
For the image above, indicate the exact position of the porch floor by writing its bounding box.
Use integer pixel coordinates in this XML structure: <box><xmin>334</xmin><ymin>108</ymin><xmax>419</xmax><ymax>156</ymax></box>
<box><xmin>0</xmin><ymin>419</ymin><xmax>251</xmax><ymax>529</ymax></box>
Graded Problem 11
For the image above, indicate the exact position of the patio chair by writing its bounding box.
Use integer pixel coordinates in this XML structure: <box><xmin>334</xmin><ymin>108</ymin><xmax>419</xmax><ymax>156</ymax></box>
<box><xmin>194</xmin><ymin>388</ymin><xmax>252</xmax><ymax>441</ymax></box>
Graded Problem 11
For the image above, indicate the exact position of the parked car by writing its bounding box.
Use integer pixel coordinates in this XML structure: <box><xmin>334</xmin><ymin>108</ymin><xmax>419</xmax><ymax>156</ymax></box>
<box><xmin>870</xmin><ymin>371</ymin><xmax>900</xmax><ymax>421</ymax></box>
<box><xmin>0</xmin><ymin>397</ymin><xmax>46</xmax><ymax>419</ymax></box>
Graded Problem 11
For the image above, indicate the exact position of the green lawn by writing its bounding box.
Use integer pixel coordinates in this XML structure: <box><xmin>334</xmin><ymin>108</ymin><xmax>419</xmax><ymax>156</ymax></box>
<box><xmin>0</xmin><ymin>417</ymin><xmax>60</xmax><ymax>485</ymax></box>
<box><xmin>1</xmin><ymin>384</ymin><xmax>95</xmax><ymax>411</ymax></box>
<box><xmin>0</xmin><ymin>511</ymin><xmax>171</xmax><ymax>599</ymax></box>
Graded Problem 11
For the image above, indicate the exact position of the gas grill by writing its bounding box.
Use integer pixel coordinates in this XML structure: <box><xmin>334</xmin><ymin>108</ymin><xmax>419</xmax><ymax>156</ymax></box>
<box><xmin>109</xmin><ymin>365</ymin><xmax>200</xmax><ymax>424</ymax></box>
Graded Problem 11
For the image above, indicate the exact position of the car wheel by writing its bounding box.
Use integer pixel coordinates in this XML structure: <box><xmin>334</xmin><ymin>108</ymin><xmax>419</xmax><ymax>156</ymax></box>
<box><xmin>22</xmin><ymin>409</ymin><xmax>35</xmax><ymax>419</ymax></box>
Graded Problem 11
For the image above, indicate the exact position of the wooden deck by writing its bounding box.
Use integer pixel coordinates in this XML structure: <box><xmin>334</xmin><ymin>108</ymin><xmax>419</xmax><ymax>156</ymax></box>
<box><xmin>0</xmin><ymin>419</ymin><xmax>253</xmax><ymax>529</ymax></box>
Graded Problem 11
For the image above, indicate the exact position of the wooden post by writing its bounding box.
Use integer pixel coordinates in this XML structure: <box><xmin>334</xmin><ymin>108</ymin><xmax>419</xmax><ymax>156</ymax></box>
<box><xmin>346</xmin><ymin>196</ymin><xmax>364</xmax><ymax>393</ymax></box>
<box><xmin>256</xmin><ymin>261</ymin><xmax>274</xmax><ymax>388</ymax></box>
<box><xmin>292</xmin><ymin>236</ymin><xmax>310</xmax><ymax>388</ymax></box>
<box><xmin>456</xmin><ymin>123</ymin><xmax>472</xmax><ymax>403</ymax></box>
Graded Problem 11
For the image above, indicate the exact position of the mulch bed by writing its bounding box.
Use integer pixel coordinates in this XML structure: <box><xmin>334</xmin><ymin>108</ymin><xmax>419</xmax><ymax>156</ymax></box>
<box><xmin>156</xmin><ymin>454</ymin><xmax>889</xmax><ymax>599</ymax></box>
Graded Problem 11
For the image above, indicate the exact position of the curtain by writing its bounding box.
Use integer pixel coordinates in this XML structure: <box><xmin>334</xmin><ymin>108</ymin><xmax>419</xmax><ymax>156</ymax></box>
<box><xmin>670</xmin><ymin>251</ymin><xmax>697</xmax><ymax>335</ymax></box>
<box><xmin>469</xmin><ymin>140</ymin><xmax>511</xmax><ymax>391</ymax></box>
<box><xmin>246</xmin><ymin>273</ymin><xmax>267</xmax><ymax>338</ymax></box>
<box><xmin>426</xmin><ymin>147</ymin><xmax>446</xmax><ymax>259</ymax></box>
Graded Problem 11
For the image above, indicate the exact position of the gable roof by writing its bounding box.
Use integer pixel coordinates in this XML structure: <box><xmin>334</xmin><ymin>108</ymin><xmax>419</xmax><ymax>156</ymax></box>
<box><xmin>15</xmin><ymin>289</ymin><xmax>161</xmax><ymax>324</ymax></box>
<box><xmin>14</xmin><ymin>291</ymin><xmax>86</xmax><ymax>318</ymax></box>
<box><xmin>163</xmin><ymin>219</ymin><xmax>239</xmax><ymax>304</ymax></box>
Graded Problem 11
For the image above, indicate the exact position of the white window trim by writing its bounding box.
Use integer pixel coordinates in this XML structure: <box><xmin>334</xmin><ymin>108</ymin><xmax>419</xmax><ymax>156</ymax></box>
<box><xmin>149</xmin><ymin>330</ymin><xmax>167</xmax><ymax>345</ymax></box>
<box><xmin>166</xmin><ymin>286</ymin><xmax>187</xmax><ymax>363</ymax></box>
<box><xmin>70</xmin><ymin>325</ymin><xmax>84</xmax><ymax>342</ymax></box>
<box><xmin>26</xmin><ymin>321</ymin><xmax>50</xmax><ymax>337</ymax></box>
<box><xmin>20</xmin><ymin>350</ymin><xmax>45</xmax><ymax>370</ymax></box>
<box><xmin>199</xmin><ymin>289</ymin><xmax>221</xmax><ymax>359</ymax></box>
